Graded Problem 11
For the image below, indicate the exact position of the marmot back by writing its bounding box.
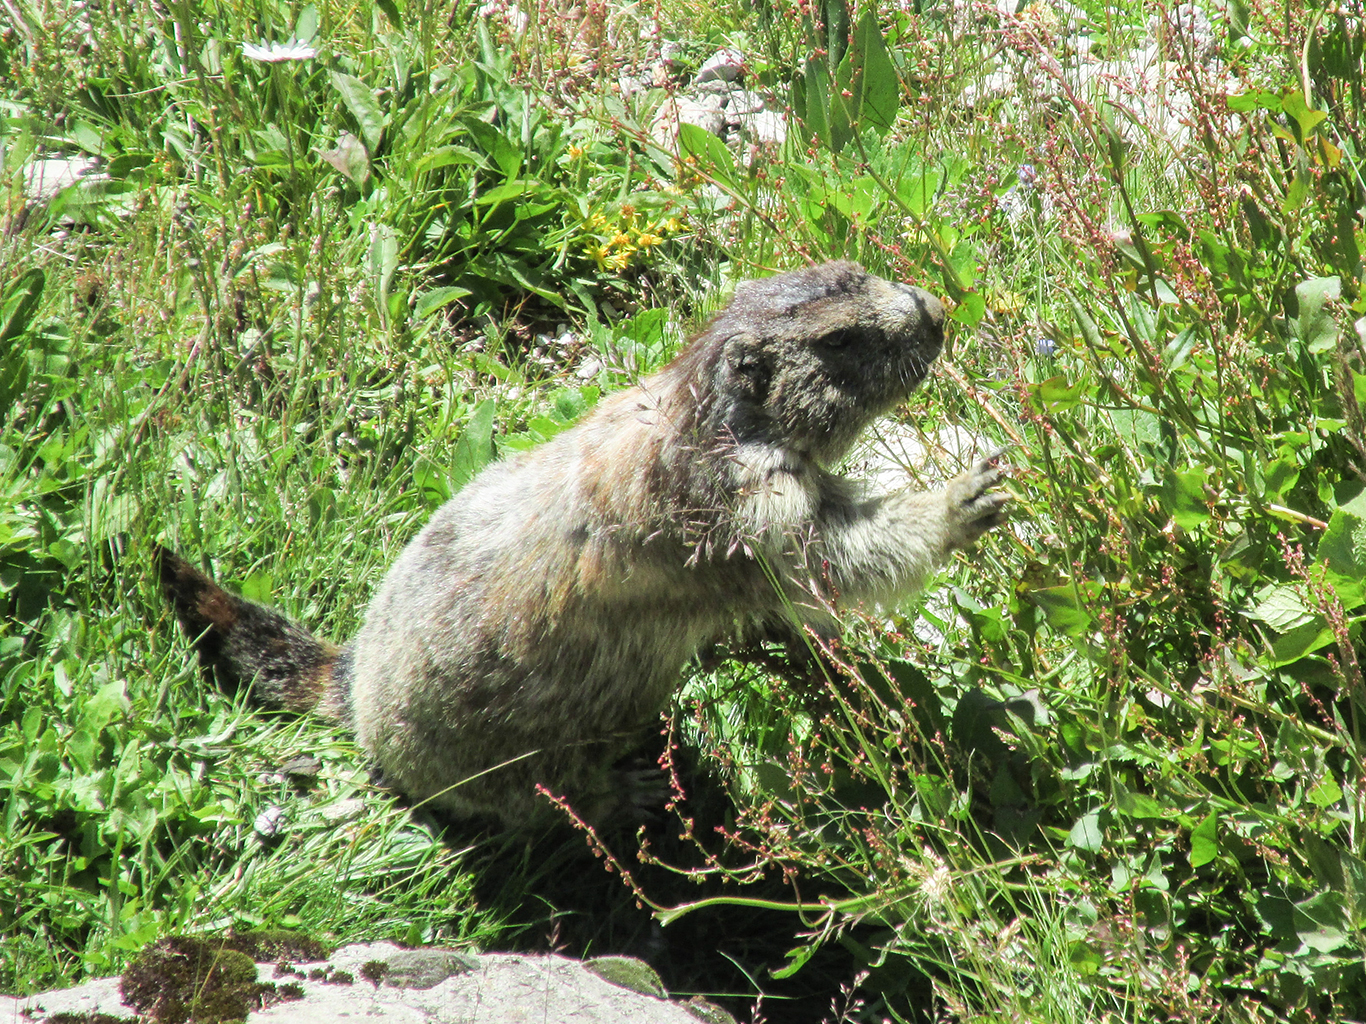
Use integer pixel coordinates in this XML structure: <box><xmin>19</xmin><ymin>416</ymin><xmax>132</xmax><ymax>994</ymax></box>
<box><xmin>159</xmin><ymin>261</ymin><xmax>1008</xmax><ymax>826</ymax></box>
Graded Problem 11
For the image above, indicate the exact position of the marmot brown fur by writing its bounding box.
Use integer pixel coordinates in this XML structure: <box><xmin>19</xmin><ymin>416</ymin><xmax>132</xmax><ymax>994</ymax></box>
<box><xmin>158</xmin><ymin>261</ymin><xmax>1008</xmax><ymax>826</ymax></box>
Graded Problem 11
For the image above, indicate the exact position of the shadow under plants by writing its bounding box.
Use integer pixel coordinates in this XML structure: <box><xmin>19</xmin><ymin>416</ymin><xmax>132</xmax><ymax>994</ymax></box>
<box><xmin>425</xmin><ymin>736</ymin><xmax>935</xmax><ymax>1024</ymax></box>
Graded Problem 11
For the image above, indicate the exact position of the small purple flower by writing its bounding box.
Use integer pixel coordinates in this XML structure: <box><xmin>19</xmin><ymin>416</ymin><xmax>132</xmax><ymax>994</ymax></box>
<box><xmin>1035</xmin><ymin>336</ymin><xmax>1057</xmax><ymax>358</ymax></box>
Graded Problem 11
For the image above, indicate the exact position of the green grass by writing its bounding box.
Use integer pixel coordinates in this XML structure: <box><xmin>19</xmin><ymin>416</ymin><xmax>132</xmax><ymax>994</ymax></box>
<box><xmin>3</xmin><ymin>0</ymin><xmax>1365</xmax><ymax>1019</ymax></box>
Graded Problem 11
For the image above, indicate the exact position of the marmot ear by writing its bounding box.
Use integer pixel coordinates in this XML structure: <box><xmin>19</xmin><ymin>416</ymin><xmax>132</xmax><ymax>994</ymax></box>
<box><xmin>722</xmin><ymin>332</ymin><xmax>770</xmax><ymax>398</ymax></box>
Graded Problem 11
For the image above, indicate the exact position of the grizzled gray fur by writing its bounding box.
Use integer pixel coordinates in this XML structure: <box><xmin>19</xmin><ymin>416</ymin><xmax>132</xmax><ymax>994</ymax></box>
<box><xmin>159</xmin><ymin>261</ymin><xmax>1008</xmax><ymax>826</ymax></box>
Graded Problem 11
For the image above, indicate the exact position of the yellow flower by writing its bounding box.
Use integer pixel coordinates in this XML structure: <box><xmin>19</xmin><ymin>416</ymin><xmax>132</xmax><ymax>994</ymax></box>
<box><xmin>586</xmin><ymin>212</ymin><xmax>608</xmax><ymax>230</ymax></box>
<box><xmin>567</xmin><ymin>144</ymin><xmax>585</xmax><ymax>160</ymax></box>
<box><xmin>604</xmin><ymin>249</ymin><xmax>631</xmax><ymax>271</ymax></box>
<box><xmin>587</xmin><ymin>244</ymin><xmax>610</xmax><ymax>270</ymax></box>
<box><xmin>610</xmin><ymin>232</ymin><xmax>633</xmax><ymax>249</ymax></box>
<box><xmin>662</xmin><ymin>217</ymin><xmax>684</xmax><ymax>234</ymax></box>
<box><xmin>635</xmin><ymin>231</ymin><xmax>663</xmax><ymax>248</ymax></box>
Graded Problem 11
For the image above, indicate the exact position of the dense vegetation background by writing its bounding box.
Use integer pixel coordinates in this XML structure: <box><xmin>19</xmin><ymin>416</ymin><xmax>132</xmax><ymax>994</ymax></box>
<box><xmin>1</xmin><ymin>0</ymin><xmax>1364</xmax><ymax>1019</ymax></box>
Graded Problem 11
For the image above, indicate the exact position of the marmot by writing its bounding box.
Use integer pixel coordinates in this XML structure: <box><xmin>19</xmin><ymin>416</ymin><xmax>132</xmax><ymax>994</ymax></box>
<box><xmin>159</xmin><ymin>261</ymin><xmax>1008</xmax><ymax>826</ymax></box>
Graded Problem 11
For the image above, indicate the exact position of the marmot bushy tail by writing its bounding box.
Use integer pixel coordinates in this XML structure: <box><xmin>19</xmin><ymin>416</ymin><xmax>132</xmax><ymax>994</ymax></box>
<box><xmin>158</xmin><ymin>261</ymin><xmax>1009</xmax><ymax>827</ymax></box>
<box><xmin>156</xmin><ymin>546</ymin><xmax>347</xmax><ymax>718</ymax></box>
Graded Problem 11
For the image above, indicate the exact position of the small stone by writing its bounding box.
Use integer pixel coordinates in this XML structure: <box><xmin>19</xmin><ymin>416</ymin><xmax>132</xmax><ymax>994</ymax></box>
<box><xmin>254</xmin><ymin>805</ymin><xmax>287</xmax><ymax>839</ymax></box>
<box><xmin>378</xmin><ymin>949</ymin><xmax>480</xmax><ymax>989</ymax></box>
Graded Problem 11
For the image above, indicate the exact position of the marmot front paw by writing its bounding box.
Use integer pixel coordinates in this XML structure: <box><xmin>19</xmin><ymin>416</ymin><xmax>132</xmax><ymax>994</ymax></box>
<box><xmin>944</xmin><ymin>448</ymin><xmax>1010</xmax><ymax>549</ymax></box>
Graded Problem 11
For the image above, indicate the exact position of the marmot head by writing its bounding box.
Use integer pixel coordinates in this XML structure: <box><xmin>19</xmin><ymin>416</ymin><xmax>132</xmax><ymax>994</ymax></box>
<box><xmin>676</xmin><ymin>261</ymin><xmax>945</xmax><ymax>467</ymax></box>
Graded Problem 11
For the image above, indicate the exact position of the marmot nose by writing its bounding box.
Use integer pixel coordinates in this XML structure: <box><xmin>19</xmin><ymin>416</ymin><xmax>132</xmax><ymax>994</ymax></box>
<box><xmin>908</xmin><ymin>286</ymin><xmax>944</xmax><ymax>327</ymax></box>
<box><xmin>892</xmin><ymin>280</ymin><xmax>945</xmax><ymax>327</ymax></box>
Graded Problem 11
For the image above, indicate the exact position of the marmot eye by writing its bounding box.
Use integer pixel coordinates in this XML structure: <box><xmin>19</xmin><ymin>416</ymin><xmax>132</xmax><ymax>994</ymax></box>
<box><xmin>822</xmin><ymin>328</ymin><xmax>871</xmax><ymax>348</ymax></box>
<box><xmin>822</xmin><ymin>329</ymin><xmax>857</xmax><ymax>347</ymax></box>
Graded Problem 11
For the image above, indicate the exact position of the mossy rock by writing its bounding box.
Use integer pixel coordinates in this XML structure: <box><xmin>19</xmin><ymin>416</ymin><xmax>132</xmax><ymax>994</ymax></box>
<box><xmin>119</xmin><ymin>935</ymin><xmax>282</xmax><ymax>1024</ymax></box>
<box><xmin>222</xmin><ymin>929</ymin><xmax>329</xmax><ymax>964</ymax></box>
<box><xmin>582</xmin><ymin>956</ymin><xmax>667</xmax><ymax>998</ymax></box>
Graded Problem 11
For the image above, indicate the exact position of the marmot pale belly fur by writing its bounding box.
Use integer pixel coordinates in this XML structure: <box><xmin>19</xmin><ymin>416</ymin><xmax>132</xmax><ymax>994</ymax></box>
<box><xmin>159</xmin><ymin>261</ymin><xmax>1008</xmax><ymax>825</ymax></box>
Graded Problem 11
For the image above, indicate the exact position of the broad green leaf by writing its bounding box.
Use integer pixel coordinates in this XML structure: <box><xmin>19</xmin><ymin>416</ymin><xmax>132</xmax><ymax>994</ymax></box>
<box><xmin>450</xmin><ymin>399</ymin><xmax>497</xmax><ymax>491</ymax></box>
<box><xmin>1226</xmin><ymin>89</ymin><xmax>1282</xmax><ymax>113</ymax></box>
<box><xmin>319</xmin><ymin>131</ymin><xmax>370</xmax><ymax>186</ymax></box>
<box><xmin>412</xmin><ymin>455</ymin><xmax>451</xmax><ymax>504</ymax></box>
<box><xmin>1162</xmin><ymin>465</ymin><xmax>1210</xmax><ymax>530</ymax></box>
<box><xmin>1294</xmin><ymin>276</ymin><xmax>1341</xmax><ymax>352</ymax></box>
<box><xmin>0</xmin><ymin>267</ymin><xmax>45</xmax><ymax>344</ymax></box>
<box><xmin>1029</xmin><ymin>374</ymin><xmax>1087</xmax><ymax>414</ymax></box>
<box><xmin>678</xmin><ymin>123</ymin><xmax>735</xmax><ymax>188</ymax></box>
<box><xmin>1163</xmin><ymin>327</ymin><xmax>1199</xmax><ymax>371</ymax></box>
<box><xmin>414</xmin><ymin>286</ymin><xmax>472</xmax><ymax>318</ymax></box>
<box><xmin>1068</xmin><ymin>294</ymin><xmax>1103</xmax><ymax>352</ymax></box>
<box><xmin>1293</xmin><ymin>891</ymin><xmax>1351</xmax><ymax>952</ymax></box>
<box><xmin>369</xmin><ymin>223</ymin><xmax>398</xmax><ymax>320</ymax></box>
<box><xmin>1283</xmin><ymin>171</ymin><xmax>1311</xmax><ymax>215</ymax></box>
<box><xmin>950</xmin><ymin>291</ymin><xmax>985</xmax><ymax>327</ymax></box>
<box><xmin>1115</xmin><ymin>784</ymin><xmax>1164</xmax><ymax>819</ymax></box>
<box><xmin>794</xmin><ymin>59</ymin><xmax>832</xmax><ymax>150</ymax></box>
<box><xmin>1069</xmin><ymin>810</ymin><xmax>1104</xmax><ymax>852</ymax></box>
<box><xmin>1281</xmin><ymin>90</ymin><xmax>1329</xmax><ymax>140</ymax></box>
<box><xmin>836</xmin><ymin>9</ymin><xmax>900</xmax><ymax>135</ymax></box>
<box><xmin>1261</xmin><ymin>454</ymin><xmax>1301</xmax><ymax>501</ymax></box>
<box><xmin>1023</xmin><ymin>582</ymin><xmax>1098</xmax><ymax>637</ymax></box>
<box><xmin>476</xmin><ymin>180</ymin><xmax>536</xmax><ymax>206</ymax></box>
<box><xmin>240</xmin><ymin>570</ymin><xmax>273</xmax><ymax>604</ymax></box>
<box><xmin>330</xmin><ymin>71</ymin><xmax>385</xmax><ymax>152</ymax></box>
<box><xmin>1269</xmin><ymin>619</ymin><xmax>1334</xmax><ymax>666</ymax></box>
<box><xmin>415</xmin><ymin>145</ymin><xmax>487</xmax><ymax>173</ymax></box>
<box><xmin>1190</xmin><ymin>812</ymin><xmax>1219</xmax><ymax>867</ymax></box>
<box><xmin>79</xmin><ymin>680</ymin><xmax>129</xmax><ymax>735</ymax></box>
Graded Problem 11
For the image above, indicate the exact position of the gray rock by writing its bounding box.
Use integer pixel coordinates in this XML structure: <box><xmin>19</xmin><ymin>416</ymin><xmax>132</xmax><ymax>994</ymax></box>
<box><xmin>695</xmin><ymin>47</ymin><xmax>744</xmax><ymax>84</ymax></box>
<box><xmin>734</xmin><ymin>108</ymin><xmax>787</xmax><ymax>147</ymax></box>
<box><xmin>1</xmin><ymin>941</ymin><xmax>737</xmax><ymax>1023</ymax></box>
<box><xmin>651</xmin><ymin>95</ymin><xmax>727</xmax><ymax>150</ymax></box>
<box><xmin>659</xmin><ymin>40</ymin><xmax>684</xmax><ymax>71</ymax></box>
<box><xmin>22</xmin><ymin>156</ymin><xmax>102</xmax><ymax>201</ymax></box>
<box><xmin>721</xmin><ymin>88</ymin><xmax>767</xmax><ymax>117</ymax></box>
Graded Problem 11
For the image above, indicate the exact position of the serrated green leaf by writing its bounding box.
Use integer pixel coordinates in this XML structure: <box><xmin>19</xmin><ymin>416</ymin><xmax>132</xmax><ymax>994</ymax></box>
<box><xmin>1246</xmin><ymin>584</ymin><xmax>1315</xmax><ymax>631</ymax></box>
<box><xmin>1317</xmin><ymin>491</ymin><xmax>1366</xmax><ymax>608</ymax></box>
